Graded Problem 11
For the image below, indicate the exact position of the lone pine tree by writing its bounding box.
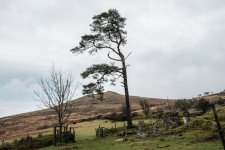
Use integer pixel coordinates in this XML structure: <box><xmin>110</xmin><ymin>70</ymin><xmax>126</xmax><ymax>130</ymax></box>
<box><xmin>70</xmin><ymin>9</ymin><xmax>132</xmax><ymax>128</ymax></box>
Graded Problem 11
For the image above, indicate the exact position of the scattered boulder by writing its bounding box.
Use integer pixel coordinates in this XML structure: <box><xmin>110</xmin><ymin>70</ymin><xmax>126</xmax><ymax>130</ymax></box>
<box><xmin>115</xmin><ymin>138</ymin><xmax>126</xmax><ymax>142</ymax></box>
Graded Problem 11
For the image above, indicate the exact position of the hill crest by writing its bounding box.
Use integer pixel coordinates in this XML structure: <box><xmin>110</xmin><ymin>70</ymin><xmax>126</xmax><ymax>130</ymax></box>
<box><xmin>0</xmin><ymin>91</ymin><xmax>173</xmax><ymax>140</ymax></box>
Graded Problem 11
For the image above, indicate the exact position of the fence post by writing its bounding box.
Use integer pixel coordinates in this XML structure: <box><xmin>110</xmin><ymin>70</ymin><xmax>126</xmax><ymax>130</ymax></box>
<box><xmin>101</xmin><ymin>127</ymin><xmax>104</xmax><ymax>137</ymax></box>
<box><xmin>211</xmin><ymin>104</ymin><xmax>225</xmax><ymax>150</ymax></box>
<box><xmin>53</xmin><ymin>126</ymin><xmax>56</xmax><ymax>146</ymax></box>
<box><xmin>95</xmin><ymin>128</ymin><xmax>98</xmax><ymax>138</ymax></box>
<box><xmin>65</xmin><ymin>126</ymin><xmax>68</xmax><ymax>144</ymax></box>
<box><xmin>73</xmin><ymin>128</ymin><xmax>76</xmax><ymax>142</ymax></box>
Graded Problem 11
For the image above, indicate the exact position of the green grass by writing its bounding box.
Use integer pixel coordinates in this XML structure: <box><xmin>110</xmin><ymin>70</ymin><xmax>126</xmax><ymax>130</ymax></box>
<box><xmin>70</xmin><ymin>120</ymin><xmax>125</xmax><ymax>140</ymax></box>
<box><xmin>4</xmin><ymin>105</ymin><xmax>225</xmax><ymax>150</ymax></box>
<box><xmin>40</xmin><ymin>117</ymin><xmax>224</xmax><ymax>150</ymax></box>
<box><xmin>68</xmin><ymin>119</ymin><xmax>148</xmax><ymax>140</ymax></box>
<box><xmin>40</xmin><ymin>105</ymin><xmax>225</xmax><ymax>150</ymax></box>
<box><xmin>41</xmin><ymin>130</ymin><xmax>223</xmax><ymax>150</ymax></box>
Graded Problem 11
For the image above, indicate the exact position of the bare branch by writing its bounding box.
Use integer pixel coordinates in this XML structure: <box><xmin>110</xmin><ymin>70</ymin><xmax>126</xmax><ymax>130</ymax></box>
<box><xmin>125</xmin><ymin>52</ymin><xmax>132</xmax><ymax>60</ymax></box>
<box><xmin>107</xmin><ymin>52</ymin><xmax>122</xmax><ymax>61</ymax></box>
<box><xmin>34</xmin><ymin>66</ymin><xmax>79</xmax><ymax>132</ymax></box>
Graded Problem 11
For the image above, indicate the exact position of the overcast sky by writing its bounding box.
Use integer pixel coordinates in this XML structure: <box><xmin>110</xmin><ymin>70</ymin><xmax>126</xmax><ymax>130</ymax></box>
<box><xmin>1</xmin><ymin>0</ymin><xmax>225</xmax><ymax>117</ymax></box>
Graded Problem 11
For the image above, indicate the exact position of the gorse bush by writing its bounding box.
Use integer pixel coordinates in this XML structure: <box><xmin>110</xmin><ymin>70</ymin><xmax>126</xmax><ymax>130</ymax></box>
<box><xmin>194</xmin><ymin>98</ymin><xmax>211</xmax><ymax>113</ymax></box>
<box><xmin>0</xmin><ymin>134</ymin><xmax>53</xmax><ymax>150</ymax></box>
<box><xmin>103</xmin><ymin>113</ymin><xmax>127</xmax><ymax>121</ymax></box>
<box><xmin>139</xmin><ymin>100</ymin><xmax>151</xmax><ymax>116</ymax></box>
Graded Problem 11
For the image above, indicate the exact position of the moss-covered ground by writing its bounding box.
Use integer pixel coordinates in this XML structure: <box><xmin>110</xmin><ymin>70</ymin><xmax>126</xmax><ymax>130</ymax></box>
<box><xmin>41</xmin><ymin>105</ymin><xmax>225</xmax><ymax>150</ymax></box>
<box><xmin>2</xmin><ymin>105</ymin><xmax>225</xmax><ymax>150</ymax></box>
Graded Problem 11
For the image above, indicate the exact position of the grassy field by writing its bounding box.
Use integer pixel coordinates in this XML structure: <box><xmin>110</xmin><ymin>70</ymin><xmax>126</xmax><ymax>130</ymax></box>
<box><xmin>70</xmin><ymin>120</ymin><xmax>125</xmax><ymax>140</ymax></box>
<box><xmin>41</xmin><ymin>130</ymin><xmax>223</xmax><ymax>150</ymax></box>
<box><xmin>40</xmin><ymin>114</ymin><xmax>225</xmax><ymax>150</ymax></box>
<box><xmin>2</xmin><ymin>105</ymin><xmax>225</xmax><ymax>150</ymax></box>
<box><xmin>65</xmin><ymin>119</ymin><xmax>146</xmax><ymax>140</ymax></box>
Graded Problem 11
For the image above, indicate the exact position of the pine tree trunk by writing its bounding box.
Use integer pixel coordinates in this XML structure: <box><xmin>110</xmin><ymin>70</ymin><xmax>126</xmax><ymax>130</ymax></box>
<box><xmin>122</xmin><ymin>60</ymin><xmax>132</xmax><ymax>128</ymax></box>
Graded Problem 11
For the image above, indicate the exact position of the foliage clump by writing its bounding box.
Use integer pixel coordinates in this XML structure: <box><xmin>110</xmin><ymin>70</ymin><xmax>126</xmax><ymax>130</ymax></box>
<box><xmin>0</xmin><ymin>135</ymin><xmax>53</xmax><ymax>150</ymax></box>
<box><xmin>139</xmin><ymin>100</ymin><xmax>151</xmax><ymax>117</ymax></box>
<box><xmin>81</xmin><ymin>63</ymin><xmax>120</xmax><ymax>97</ymax></box>
<box><xmin>103</xmin><ymin>112</ymin><xmax>127</xmax><ymax>121</ymax></box>
<box><xmin>183</xmin><ymin>119</ymin><xmax>216</xmax><ymax>132</ymax></box>
<box><xmin>194</xmin><ymin>98</ymin><xmax>211</xmax><ymax>113</ymax></box>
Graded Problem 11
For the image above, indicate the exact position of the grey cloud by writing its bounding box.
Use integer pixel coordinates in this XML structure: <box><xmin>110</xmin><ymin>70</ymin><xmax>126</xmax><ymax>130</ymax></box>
<box><xmin>1</xmin><ymin>0</ymin><xmax>225</xmax><ymax>116</ymax></box>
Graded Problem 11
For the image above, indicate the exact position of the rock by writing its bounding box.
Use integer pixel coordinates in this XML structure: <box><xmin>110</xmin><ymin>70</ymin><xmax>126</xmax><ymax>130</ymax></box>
<box><xmin>117</xmin><ymin>131</ymin><xmax>125</xmax><ymax>136</ymax></box>
<box><xmin>137</xmin><ymin>131</ymin><xmax>148</xmax><ymax>138</ymax></box>
<box><xmin>115</xmin><ymin>138</ymin><xmax>126</xmax><ymax>142</ymax></box>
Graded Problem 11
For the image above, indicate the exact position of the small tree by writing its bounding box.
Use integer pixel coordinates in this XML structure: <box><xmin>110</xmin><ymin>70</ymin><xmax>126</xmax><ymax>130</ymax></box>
<box><xmin>35</xmin><ymin>67</ymin><xmax>78</xmax><ymax>133</ymax></box>
<box><xmin>174</xmin><ymin>99</ymin><xmax>190</xmax><ymax>117</ymax></box>
<box><xmin>71</xmin><ymin>9</ymin><xmax>133</xmax><ymax>128</ymax></box>
<box><xmin>194</xmin><ymin>98</ymin><xmax>210</xmax><ymax>113</ymax></box>
<box><xmin>204</xmin><ymin>91</ymin><xmax>210</xmax><ymax>96</ymax></box>
<box><xmin>139</xmin><ymin>100</ymin><xmax>151</xmax><ymax>117</ymax></box>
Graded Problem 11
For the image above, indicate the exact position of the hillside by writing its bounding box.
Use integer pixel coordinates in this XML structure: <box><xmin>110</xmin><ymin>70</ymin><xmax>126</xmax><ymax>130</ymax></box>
<box><xmin>0</xmin><ymin>91</ymin><xmax>175</xmax><ymax>141</ymax></box>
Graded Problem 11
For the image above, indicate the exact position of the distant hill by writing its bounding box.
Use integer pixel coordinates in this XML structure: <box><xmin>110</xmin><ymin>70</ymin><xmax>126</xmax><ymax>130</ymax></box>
<box><xmin>0</xmin><ymin>91</ymin><xmax>174</xmax><ymax>141</ymax></box>
<box><xmin>1</xmin><ymin>91</ymin><xmax>224</xmax><ymax>141</ymax></box>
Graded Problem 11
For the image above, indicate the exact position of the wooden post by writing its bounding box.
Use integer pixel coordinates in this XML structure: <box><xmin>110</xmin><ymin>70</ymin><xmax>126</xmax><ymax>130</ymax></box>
<box><xmin>98</xmin><ymin>128</ymin><xmax>100</xmax><ymax>137</ymax></box>
<box><xmin>73</xmin><ymin>129</ymin><xmax>76</xmax><ymax>142</ymax></box>
<box><xmin>65</xmin><ymin>126</ymin><xmax>68</xmax><ymax>144</ymax></box>
<box><xmin>101</xmin><ymin>127</ymin><xmax>104</xmax><ymax>137</ymax></box>
<box><xmin>1</xmin><ymin>139</ymin><xmax>4</xmax><ymax>145</ymax></box>
<box><xmin>123</xmin><ymin>122</ymin><xmax>127</xmax><ymax>131</ymax></box>
<box><xmin>211</xmin><ymin>104</ymin><xmax>225</xmax><ymax>150</ymax></box>
<box><xmin>62</xmin><ymin>127</ymin><xmax>64</xmax><ymax>143</ymax></box>
<box><xmin>53</xmin><ymin>126</ymin><xmax>56</xmax><ymax>146</ymax></box>
<box><xmin>96</xmin><ymin>128</ymin><xmax>98</xmax><ymax>138</ymax></box>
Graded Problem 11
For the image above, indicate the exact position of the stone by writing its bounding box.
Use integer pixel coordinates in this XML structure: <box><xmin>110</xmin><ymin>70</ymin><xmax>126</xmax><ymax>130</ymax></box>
<box><xmin>115</xmin><ymin>138</ymin><xmax>126</xmax><ymax>142</ymax></box>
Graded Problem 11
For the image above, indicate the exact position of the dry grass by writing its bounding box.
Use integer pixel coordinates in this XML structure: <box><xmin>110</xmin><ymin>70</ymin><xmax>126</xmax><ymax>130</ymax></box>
<box><xmin>0</xmin><ymin>91</ymin><xmax>172</xmax><ymax>141</ymax></box>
